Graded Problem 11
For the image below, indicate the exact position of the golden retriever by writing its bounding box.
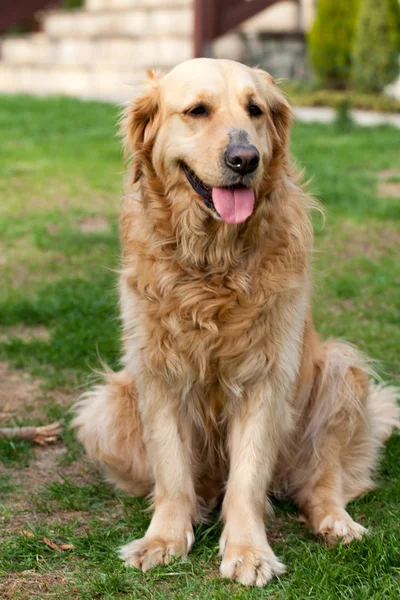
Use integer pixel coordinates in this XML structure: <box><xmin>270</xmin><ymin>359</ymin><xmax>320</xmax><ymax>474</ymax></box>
<box><xmin>73</xmin><ymin>58</ymin><xmax>399</xmax><ymax>587</ymax></box>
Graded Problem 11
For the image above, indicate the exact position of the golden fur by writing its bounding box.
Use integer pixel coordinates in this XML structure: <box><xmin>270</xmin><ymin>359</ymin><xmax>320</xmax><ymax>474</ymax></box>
<box><xmin>73</xmin><ymin>59</ymin><xmax>399</xmax><ymax>587</ymax></box>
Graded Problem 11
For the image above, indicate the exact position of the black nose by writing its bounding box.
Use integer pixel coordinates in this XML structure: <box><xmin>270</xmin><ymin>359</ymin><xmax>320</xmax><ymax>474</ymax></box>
<box><xmin>225</xmin><ymin>144</ymin><xmax>260</xmax><ymax>175</ymax></box>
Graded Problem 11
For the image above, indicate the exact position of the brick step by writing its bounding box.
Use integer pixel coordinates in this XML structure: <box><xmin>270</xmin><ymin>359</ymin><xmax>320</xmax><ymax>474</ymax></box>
<box><xmin>85</xmin><ymin>0</ymin><xmax>191</xmax><ymax>11</ymax></box>
<box><xmin>42</xmin><ymin>7</ymin><xmax>192</xmax><ymax>38</ymax></box>
<box><xmin>1</xmin><ymin>34</ymin><xmax>192</xmax><ymax>66</ymax></box>
<box><xmin>0</xmin><ymin>63</ymin><xmax>167</xmax><ymax>102</ymax></box>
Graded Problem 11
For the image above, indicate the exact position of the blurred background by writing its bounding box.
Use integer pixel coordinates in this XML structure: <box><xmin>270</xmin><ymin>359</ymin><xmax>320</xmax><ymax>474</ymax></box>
<box><xmin>1</xmin><ymin>2</ymin><xmax>400</xmax><ymax>599</ymax></box>
<box><xmin>0</xmin><ymin>0</ymin><xmax>400</xmax><ymax>108</ymax></box>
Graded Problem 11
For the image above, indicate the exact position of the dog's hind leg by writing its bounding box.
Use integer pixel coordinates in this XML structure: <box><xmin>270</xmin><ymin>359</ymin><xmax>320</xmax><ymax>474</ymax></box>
<box><xmin>295</xmin><ymin>433</ymin><xmax>369</xmax><ymax>546</ymax></box>
<box><xmin>73</xmin><ymin>369</ymin><xmax>153</xmax><ymax>496</ymax></box>
<box><xmin>292</xmin><ymin>342</ymin><xmax>399</xmax><ymax>546</ymax></box>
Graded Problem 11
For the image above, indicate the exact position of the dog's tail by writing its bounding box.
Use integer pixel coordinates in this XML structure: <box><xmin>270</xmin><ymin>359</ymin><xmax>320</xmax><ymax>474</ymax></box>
<box><xmin>302</xmin><ymin>341</ymin><xmax>399</xmax><ymax>451</ymax></box>
<box><xmin>367</xmin><ymin>381</ymin><xmax>400</xmax><ymax>443</ymax></box>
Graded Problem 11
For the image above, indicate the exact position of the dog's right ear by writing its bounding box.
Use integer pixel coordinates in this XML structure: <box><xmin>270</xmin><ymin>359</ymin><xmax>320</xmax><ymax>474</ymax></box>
<box><xmin>120</xmin><ymin>70</ymin><xmax>160</xmax><ymax>183</ymax></box>
<box><xmin>254</xmin><ymin>69</ymin><xmax>293</xmax><ymax>157</ymax></box>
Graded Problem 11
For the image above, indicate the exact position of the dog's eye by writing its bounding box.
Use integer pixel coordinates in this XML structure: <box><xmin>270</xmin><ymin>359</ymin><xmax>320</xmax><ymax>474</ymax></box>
<box><xmin>187</xmin><ymin>104</ymin><xmax>209</xmax><ymax>117</ymax></box>
<box><xmin>248</xmin><ymin>104</ymin><xmax>263</xmax><ymax>118</ymax></box>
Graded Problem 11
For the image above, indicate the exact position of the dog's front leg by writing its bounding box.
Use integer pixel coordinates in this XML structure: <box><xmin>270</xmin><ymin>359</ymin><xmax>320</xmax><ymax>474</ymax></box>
<box><xmin>219</xmin><ymin>381</ymin><xmax>288</xmax><ymax>586</ymax></box>
<box><xmin>120</xmin><ymin>379</ymin><xmax>197</xmax><ymax>571</ymax></box>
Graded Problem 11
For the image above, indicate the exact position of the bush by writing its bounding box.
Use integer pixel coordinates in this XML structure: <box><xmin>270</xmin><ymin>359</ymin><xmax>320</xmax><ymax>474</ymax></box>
<box><xmin>388</xmin><ymin>0</ymin><xmax>400</xmax><ymax>51</ymax></box>
<box><xmin>352</xmin><ymin>0</ymin><xmax>400</xmax><ymax>92</ymax></box>
<box><xmin>308</xmin><ymin>0</ymin><xmax>361</xmax><ymax>88</ymax></box>
<box><xmin>62</xmin><ymin>0</ymin><xmax>83</xmax><ymax>8</ymax></box>
<box><xmin>334</xmin><ymin>98</ymin><xmax>354</xmax><ymax>132</ymax></box>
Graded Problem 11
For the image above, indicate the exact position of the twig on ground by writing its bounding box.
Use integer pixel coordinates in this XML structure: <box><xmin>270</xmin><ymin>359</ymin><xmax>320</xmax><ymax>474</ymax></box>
<box><xmin>0</xmin><ymin>421</ymin><xmax>63</xmax><ymax>446</ymax></box>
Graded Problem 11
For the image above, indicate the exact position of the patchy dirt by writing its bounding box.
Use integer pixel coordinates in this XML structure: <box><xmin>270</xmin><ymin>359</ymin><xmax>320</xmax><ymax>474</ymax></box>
<box><xmin>377</xmin><ymin>169</ymin><xmax>400</xmax><ymax>199</ymax></box>
<box><xmin>32</xmin><ymin>509</ymin><xmax>94</xmax><ymax>533</ymax></box>
<box><xmin>78</xmin><ymin>216</ymin><xmax>109</xmax><ymax>233</ymax></box>
<box><xmin>0</xmin><ymin>242</ymin><xmax>6</xmax><ymax>265</ymax></box>
<box><xmin>6</xmin><ymin>444</ymin><xmax>93</xmax><ymax>492</ymax></box>
<box><xmin>329</xmin><ymin>299</ymin><xmax>356</xmax><ymax>315</ymax></box>
<box><xmin>1</xmin><ymin>499</ymin><xmax>94</xmax><ymax>536</ymax></box>
<box><xmin>0</xmin><ymin>363</ymin><xmax>42</xmax><ymax>423</ymax></box>
<box><xmin>3</xmin><ymin>238</ymin><xmax>66</xmax><ymax>288</ymax></box>
<box><xmin>0</xmin><ymin>569</ymin><xmax>79</xmax><ymax>600</ymax></box>
<box><xmin>322</xmin><ymin>221</ymin><xmax>400</xmax><ymax>262</ymax></box>
<box><xmin>0</xmin><ymin>362</ymin><xmax>94</xmax><ymax>522</ymax></box>
<box><xmin>0</xmin><ymin>362</ymin><xmax>73</xmax><ymax>424</ymax></box>
<box><xmin>377</xmin><ymin>169</ymin><xmax>400</xmax><ymax>180</ymax></box>
<box><xmin>0</xmin><ymin>325</ymin><xmax>51</xmax><ymax>344</ymax></box>
<box><xmin>47</xmin><ymin>216</ymin><xmax>110</xmax><ymax>235</ymax></box>
<box><xmin>378</xmin><ymin>181</ymin><xmax>400</xmax><ymax>199</ymax></box>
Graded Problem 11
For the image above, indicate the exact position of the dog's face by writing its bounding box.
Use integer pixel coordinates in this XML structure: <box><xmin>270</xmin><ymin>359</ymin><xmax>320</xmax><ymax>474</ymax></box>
<box><xmin>124</xmin><ymin>59</ymin><xmax>292</xmax><ymax>225</ymax></box>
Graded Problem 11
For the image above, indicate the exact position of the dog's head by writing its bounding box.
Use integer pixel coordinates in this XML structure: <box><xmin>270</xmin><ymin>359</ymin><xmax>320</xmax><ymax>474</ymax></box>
<box><xmin>123</xmin><ymin>58</ymin><xmax>292</xmax><ymax>226</ymax></box>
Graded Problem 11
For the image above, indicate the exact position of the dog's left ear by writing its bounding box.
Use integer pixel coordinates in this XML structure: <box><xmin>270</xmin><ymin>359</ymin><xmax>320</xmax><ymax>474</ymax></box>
<box><xmin>121</xmin><ymin>70</ymin><xmax>160</xmax><ymax>183</ymax></box>
<box><xmin>254</xmin><ymin>69</ymin><xmax>293</xmax><ymax>154</ymax></box>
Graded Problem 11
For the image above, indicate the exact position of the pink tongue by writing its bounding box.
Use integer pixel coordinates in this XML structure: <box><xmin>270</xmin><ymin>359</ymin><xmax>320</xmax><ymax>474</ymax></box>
<box><xmin>211</xmin><ymin>187</ymin><xmax>255</xmax><ymax>224</ymax></box>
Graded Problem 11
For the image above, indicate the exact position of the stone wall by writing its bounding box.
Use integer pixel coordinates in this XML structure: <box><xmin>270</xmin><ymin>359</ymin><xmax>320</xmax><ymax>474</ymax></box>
<box><xmin>213</xmin><ymin>33</ymin><xmax>310</xmax><ymax>81</ymax></box>
<box><xmin>0</xmin><ymin>0</ymin><xmax>315</xmax><ymax>100</ymax></box>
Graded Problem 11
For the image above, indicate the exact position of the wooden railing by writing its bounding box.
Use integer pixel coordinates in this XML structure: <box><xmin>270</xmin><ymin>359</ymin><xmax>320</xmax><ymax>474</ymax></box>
<box><xmin>194</xmin><ymin>0</ymin><xmax>288</xmax><ymax>57</ymax></box>
<box><xmin>2</xmin><ymin>0</ymin><xmax>292</xmax><ymax>50</ymax></box>
<box><xmin>0</xmin><ymin>0</ymin><xmax>58</xmax><ymax>34</ymax></box>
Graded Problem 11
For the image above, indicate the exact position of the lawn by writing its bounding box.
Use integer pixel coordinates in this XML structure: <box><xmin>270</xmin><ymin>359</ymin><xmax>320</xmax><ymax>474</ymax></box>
<box><xmin>0</xmin><ymin>95</ymin><xmax>399</xmax><ymax>600</ymax></box>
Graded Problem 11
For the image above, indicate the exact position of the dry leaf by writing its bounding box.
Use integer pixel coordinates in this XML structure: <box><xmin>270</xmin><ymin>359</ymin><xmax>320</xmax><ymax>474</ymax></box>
<box><xmin>41</xmin><ymin>538</ymin><xmax>75</xmax><ymax>552</ymax></box>
<box><xmin>59</xmin><ymin>543</ymin><xmax>75</xmax><ymax>551</ymax></box>
<box><xmin>19</xmin><ymin>530</ymin><xmax>35</xmax><ymax>538</ymax></box>
<box><xmin>42</xmin><ymin>538</ymin><xmax>63</xmax><ymax>552</ymax></box>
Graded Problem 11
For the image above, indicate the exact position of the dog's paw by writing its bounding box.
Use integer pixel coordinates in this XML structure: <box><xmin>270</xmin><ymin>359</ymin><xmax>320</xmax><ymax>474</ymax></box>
<box><xmin>219</xmin><ymin>543</ymin><xmax>286</xmax><ymax>587</ymax></box>
<box><xmin>120</xmin><ymin>530</ymin><xmax>194</xmax><ymax>572</ymax></box>
<box><xmin>317</xmin><ymin>512</ymin><xmax>368</xmax><ymax>547</ymax></box>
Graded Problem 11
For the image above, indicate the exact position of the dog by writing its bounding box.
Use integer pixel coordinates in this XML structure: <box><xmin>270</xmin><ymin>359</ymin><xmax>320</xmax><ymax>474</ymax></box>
<box><xmin>73</xmin><ymin>59</ymin><xmax>399</xmax><ymax>587</ymax></box>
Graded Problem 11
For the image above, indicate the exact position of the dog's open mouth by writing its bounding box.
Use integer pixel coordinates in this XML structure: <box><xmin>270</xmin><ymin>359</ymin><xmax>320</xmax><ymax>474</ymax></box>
<box><xmin>182</xmin><ymin>164</ymin><xmax>255</xmax><ymax>225</ymax></box>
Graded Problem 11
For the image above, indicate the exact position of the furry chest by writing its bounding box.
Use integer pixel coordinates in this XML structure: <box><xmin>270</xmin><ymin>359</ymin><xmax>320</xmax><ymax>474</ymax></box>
<box><xmin>144</xmin><ymin>298</ymin><xmax>272</xmax><ymax>396</ymax></box>
<box><xmin>128</xmin><ymin>261</ymin><xmax>279</xmax><ymax>392</ymax></box>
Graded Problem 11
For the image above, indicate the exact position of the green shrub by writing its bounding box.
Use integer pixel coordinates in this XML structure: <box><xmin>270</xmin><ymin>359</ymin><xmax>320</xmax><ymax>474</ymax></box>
<box><xmin>62</xmin><ymin>0</ymin><xmax>83</xmax><ymax>8</ymax></box>
<box><xmin>388</xmin><ymin>0</ymin><xmax>400</xmax><ymax>50</ymax></box>
<box><xmin>352</xmin><ymin>0</ymin><xmax>400</xmax><ymax>92</ymax></box>
<box><xmin>334</xmin><ymin>98</ymin><xmax>354</xmax><ymax>132</ymax></box>
<box><xmin>308</xmin><ymin>0</ymin><xmax>361</xmax><ymax>88</ymax></box>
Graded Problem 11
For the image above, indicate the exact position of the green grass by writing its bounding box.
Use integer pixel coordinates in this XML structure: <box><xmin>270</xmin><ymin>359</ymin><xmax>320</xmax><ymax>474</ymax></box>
<box><xmin>0</xmin><ymin>95</ymin><xmax>399</xmax><ymax>599</ymax></box>
<box><xmin>0</xmin><ymin>439</ymin><xmax>33</xmax><ymax>467</ymax></box>
<box><xmin>0</xmin><ymin>474</ymin><xmax>15</xmax><ymax>496</ymax></box>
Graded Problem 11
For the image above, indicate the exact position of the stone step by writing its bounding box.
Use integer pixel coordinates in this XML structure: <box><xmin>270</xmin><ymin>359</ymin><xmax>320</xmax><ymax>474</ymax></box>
<box><xmin>85</xmin><ymin>0</ymin><xmax>191</xmax><ymax>10</ymax></box>
<box><xmin>1</xmin><ymin>33</ymin><xmax>192</xmax><ymax>66</ymax></box>
<box><xmin>42</xmin><ymin>6</ymin><xmax>192</xmax><ymax>38</ymax></box>
<box><xmin>0</xmin><ymin>63</ymin><xmax>167</xmax><ymax>102</ymax></box>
